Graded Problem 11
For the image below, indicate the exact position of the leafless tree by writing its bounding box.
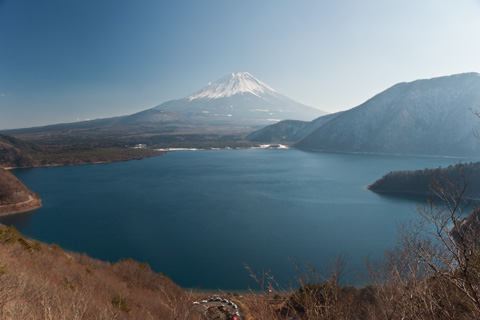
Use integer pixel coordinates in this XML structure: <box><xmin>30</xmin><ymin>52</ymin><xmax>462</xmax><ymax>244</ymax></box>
<box><xmin>370</xmin><ymin>168</ymin><xmax>480</xmax><ymax>319</ymax></box>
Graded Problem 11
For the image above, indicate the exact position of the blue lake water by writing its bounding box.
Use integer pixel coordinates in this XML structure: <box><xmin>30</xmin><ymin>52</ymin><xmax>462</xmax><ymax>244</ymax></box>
<box><xmin>0</xmin><ymin>149</ymin><xmax>470</xmax><ymax>290</ymax></box>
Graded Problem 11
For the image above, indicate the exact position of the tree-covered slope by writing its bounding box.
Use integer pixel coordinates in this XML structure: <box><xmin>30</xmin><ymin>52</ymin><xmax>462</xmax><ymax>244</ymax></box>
<box><xmin>368</xmin><ymin>162</ymin><xmax>480</xmax><ymax>199</ymax></box>
<box><xmin>295</xmin><ymin>73</ymin><xmax>480</xmax><ymax>157</ymax></box>
<box><xmin>246</xmin><ymin>112</ymin><xmax>342</xmax><ymax>143</ymax></box>
<box><xmin>0</xmin><ymin>133</ymin><xmax>43</xmax><ymax>167</ymax></box>
<box><xmin>0</xmin><ymin>168</ymin><xmax>41</xmax><ymax>214</ymax></box>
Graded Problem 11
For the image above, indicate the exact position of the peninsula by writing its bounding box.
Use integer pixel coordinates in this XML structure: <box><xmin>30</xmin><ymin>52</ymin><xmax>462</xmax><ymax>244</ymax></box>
<box><xmin>0</xmin><ymin>168</ymin><xmax>42</xmax><ymax>216</ymax></box>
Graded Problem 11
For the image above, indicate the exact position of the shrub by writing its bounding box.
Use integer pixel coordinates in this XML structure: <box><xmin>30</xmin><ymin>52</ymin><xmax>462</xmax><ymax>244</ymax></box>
<box><xmin>111</xmin><ymin>294</ymin><xmax>131</xmax><ymax>313</ymax></box>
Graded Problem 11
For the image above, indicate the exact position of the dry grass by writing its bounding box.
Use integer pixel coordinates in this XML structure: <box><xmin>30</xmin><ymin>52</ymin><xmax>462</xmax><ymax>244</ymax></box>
<box><xmin>2</xmin><ymin>167</ymin><xmax>480</xmax><ymax>320</ymax></box>
<box><xmin>0</xmin><ymin>225</ymin><xmax>202</xmax><ymax>320</ymax></box>
<box><xmin>1</xmin><ymin>222</ymin><xmax>479</xmax><ymax>320</ymax></box>
<box><xmin>0</xmin><ymin>169</ymin><xmax>33</xmax><ymax>205</ymax></box>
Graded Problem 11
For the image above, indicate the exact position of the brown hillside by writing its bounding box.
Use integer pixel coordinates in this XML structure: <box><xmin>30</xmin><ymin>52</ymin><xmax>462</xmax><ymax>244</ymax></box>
<box><xmin>0</xmin><ymin>169</ymin><xmax>41</xmax><ymax>215</ymax></box>
<box><xmin>0</xmin><ymin>225</ymin><xmax>202</xmax><ymax>319</ymax></box>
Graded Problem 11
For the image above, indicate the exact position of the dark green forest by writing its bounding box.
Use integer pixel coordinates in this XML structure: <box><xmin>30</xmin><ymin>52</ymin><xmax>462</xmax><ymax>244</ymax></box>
<box><xmin>0</xmin><ymin>133</ymin><xmax>164</xmax><ymax>168</ymax></box>
<box><xmin>368</xmin><ymin>162</ymin><xmax>480</xmax><ymax>200</ymax></box>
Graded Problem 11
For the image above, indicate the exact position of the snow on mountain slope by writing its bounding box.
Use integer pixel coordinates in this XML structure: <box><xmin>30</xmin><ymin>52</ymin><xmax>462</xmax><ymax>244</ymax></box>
<box><xmin>153</xmin><ymin>72</ymin><xmax>326</xmax><ymax>126</ymax></box>
<box><xmin>188</xmin><ymin>72</ymin><xmax>277</xmax><ymax>100</ymax></box>
<box><xmin>295</xmin><ymin>72</ymin><xmax>480</xmax><ymax>157</ymax></box>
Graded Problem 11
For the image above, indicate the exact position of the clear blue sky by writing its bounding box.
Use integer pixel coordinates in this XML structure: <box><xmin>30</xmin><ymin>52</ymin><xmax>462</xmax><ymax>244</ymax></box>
<box><xmin>1</xmin><ymin>0</ymin><xmax>480</xmax><ymax>129</ymax></box>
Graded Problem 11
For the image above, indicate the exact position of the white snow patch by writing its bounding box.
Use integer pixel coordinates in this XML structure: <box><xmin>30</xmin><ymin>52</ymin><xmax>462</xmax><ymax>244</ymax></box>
<box><xmin>156</xmin><ymin>148</ymin><xmax>202</xmax><ymax>152</ymax></box>
<box><xmin>187</xmin><ymin>72</ymin><xmax>277</xmax><ymax>101</ymax></box>
<box><xmin>255</xmin><ymin>144</ymin><xmax>290</xmax><ymax>149</ymax></box>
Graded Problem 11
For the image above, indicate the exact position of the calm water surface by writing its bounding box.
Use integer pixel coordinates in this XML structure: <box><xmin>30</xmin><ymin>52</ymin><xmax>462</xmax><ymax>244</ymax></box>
<box><xmin>0</xmin><ymin>149</ymin><xmax>469</xmax><ymax>290</ymax></box>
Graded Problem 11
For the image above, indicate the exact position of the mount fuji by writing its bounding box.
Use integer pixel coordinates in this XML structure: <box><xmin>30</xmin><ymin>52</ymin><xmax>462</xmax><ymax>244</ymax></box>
<box><xmin>152</xmin><ymin>72</ymin><xmax>326</xmax><ymax>127</ymax></box>
<box><xmin>2</xmin><ymin>72</ymin><xmax>326</xmax><ymax>144</ymax></box>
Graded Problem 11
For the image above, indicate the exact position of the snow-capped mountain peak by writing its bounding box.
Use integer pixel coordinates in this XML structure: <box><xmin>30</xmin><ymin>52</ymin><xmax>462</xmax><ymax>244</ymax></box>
<box><xmin>153</xmin><ymin>72</ymin><xmax>326</xmax><ymax>124</ymax></box>
<box><xmin>187</xmin><ymin>72</ymin><xmax>277</xmax><ymax>101</ymax></box>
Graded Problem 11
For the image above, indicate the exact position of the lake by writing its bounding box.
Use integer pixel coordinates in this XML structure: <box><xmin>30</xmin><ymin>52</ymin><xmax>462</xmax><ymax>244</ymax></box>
<box><xmin>0</xmin><ymin>149</ymin><xmax>469</xmax><ymax>290</ymax></box>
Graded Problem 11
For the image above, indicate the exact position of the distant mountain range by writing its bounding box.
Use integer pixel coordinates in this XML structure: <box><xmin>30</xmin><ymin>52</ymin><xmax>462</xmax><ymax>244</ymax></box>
<box><xmin>248</xmin><ymin>72</ymin><xmax>480</xmax><ymax>157</ymax></box>
<box><xmin>5</xmin><ymin>72</ymin><xmax>480</xmax><ymax>157</ymax></box>
<box><xmin>2</xmin><ymin>73</ymin><xmax>326</xmax><ymax>138</ymax></box>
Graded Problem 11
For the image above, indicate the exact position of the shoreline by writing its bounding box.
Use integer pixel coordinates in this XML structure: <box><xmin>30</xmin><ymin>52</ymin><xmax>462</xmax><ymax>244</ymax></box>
<box><xmin>2</xmin><ymin>154</ymin><xmax>166</xmax><ymax>171</ymax></box>
<box><xmin>0</xmin><ymin>203</ymin><xmax>42</xmax><ymax>217</ymax></box>
<box><xmin>155</xmin><ymin>144</ymin><xmax>290</xmax><ymax>152</ymax></box>
<box><xmin>0</xmin><ymin>196</ymin><xmax>42</xmax><ymax>217</ymax></box>
<box><xmin>367</xmin><ymin>187</ymin><xmax>480</xmax><ymax>203</ymax></box>
<box><xmin>297</xmin><ymin>148</ymin><xmax>478</xmax><ymax>160</ymax></box>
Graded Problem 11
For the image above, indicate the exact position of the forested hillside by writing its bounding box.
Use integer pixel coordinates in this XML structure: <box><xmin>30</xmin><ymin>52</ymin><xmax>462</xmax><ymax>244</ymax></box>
<box><xmin>0</xmin><ymin>133</ymin><xmax>163</xmax><ymax>168</ymax></box>
<box><xmin>0</xmin><ymin>133</ymin><xmax>41</xmax><ymax>167</ymax></box>
<box><xmin>246</xmin><ymin>112</ymin><xmax>342</xmax><ymax>143</ymax></box>
<box><xmin>295</xmin><ymin>73</ymin><xmax>480</xmax><ymax>157</ymax></box>
<box><xmin>368</xmin><ymin>162</ymin><xmax>480</xmax><ymax>199</ymax></box>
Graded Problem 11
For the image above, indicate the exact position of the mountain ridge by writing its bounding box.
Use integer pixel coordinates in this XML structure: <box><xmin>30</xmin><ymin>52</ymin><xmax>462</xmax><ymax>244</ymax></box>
<box><xmin>153</xmin><ymin>72</ymin><xmax>327</xmax><ymax>125</ymax></box>
<box><xmin>246</xmin><ymin>112</ymin><xmax>343</xmax><ymax>143</ymax></box>
<box><xmin>187</xmin><ymin>72</ymin><xmax>277</xmax><ymax>100</ymax></box>
<box><xmin>294</xmin><ymin>72</ymin><xmax>480</xmax><ymax>157</ymax></box>
<box><xmin>3</xmin><ymin>72</ymin><xmax>326</xmax><ymax>136</ymax></box>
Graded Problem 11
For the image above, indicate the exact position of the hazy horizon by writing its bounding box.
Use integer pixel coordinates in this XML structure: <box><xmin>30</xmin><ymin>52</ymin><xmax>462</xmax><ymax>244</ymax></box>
<box><xmin>1</xmin><ymin>0</ymin><xmax>480</xmax><ymax>130</ymax></box>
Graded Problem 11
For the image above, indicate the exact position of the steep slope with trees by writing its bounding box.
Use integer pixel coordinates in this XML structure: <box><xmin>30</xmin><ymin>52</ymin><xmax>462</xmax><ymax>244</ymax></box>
<box><xmin>295</xmin><ymin>73</ymin><xmax>480</xmax><ymax>157</ymax></box>
<box><xmin>0</xmin><ymin>168</ymin><xmax>41</xmax><ymax>215</ymax></box>
<box><xmin>368</xmin><ymin>162</ymin><xmax>480</xmax><ymax>199</ymax></box>
<box><xmin>246</xmin><ymin>112</ymin><xmax>342</xmax><ymax>143</ymax></box>
<box><xmin>0</xmin><ymin>133</ymin><xmax>42</xmax><ymax>167</ymax></box>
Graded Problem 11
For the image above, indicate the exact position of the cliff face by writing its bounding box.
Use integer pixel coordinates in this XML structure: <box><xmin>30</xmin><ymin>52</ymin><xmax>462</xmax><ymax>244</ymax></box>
<box><xmin>0</xmin><ymin>168</ymin><xmax>41</xmax><ymax>215</ymax></box>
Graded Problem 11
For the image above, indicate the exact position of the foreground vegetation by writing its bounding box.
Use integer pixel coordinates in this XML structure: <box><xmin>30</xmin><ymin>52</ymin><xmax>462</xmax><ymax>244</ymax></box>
<box><xmin>0</xmin><ymin>224</ymin><xmax>202</xmax><ymax>319</ymax></box>
<box><xmin>2</xmin><ymin>133</ymin><xmax>480</xmax><ymax>319</ymax></box>
<box><xmin>2</xmin><ymin>203</ymin><xmax>479</xmax><ymax>320</ymax></box>
<box><xmin>241</xmin><ymin>170</ymin><xmax>480</xmax><ymax>320</ymax></box>
<box><xmin>242</xmin><ymin>215</ymin><xmax>480</xmax><ymax>318</ymax></box>
<box><xmin>1</xmin><ymin>170</ymin><xmax>479</xmax><ymax>319</ymax></box>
